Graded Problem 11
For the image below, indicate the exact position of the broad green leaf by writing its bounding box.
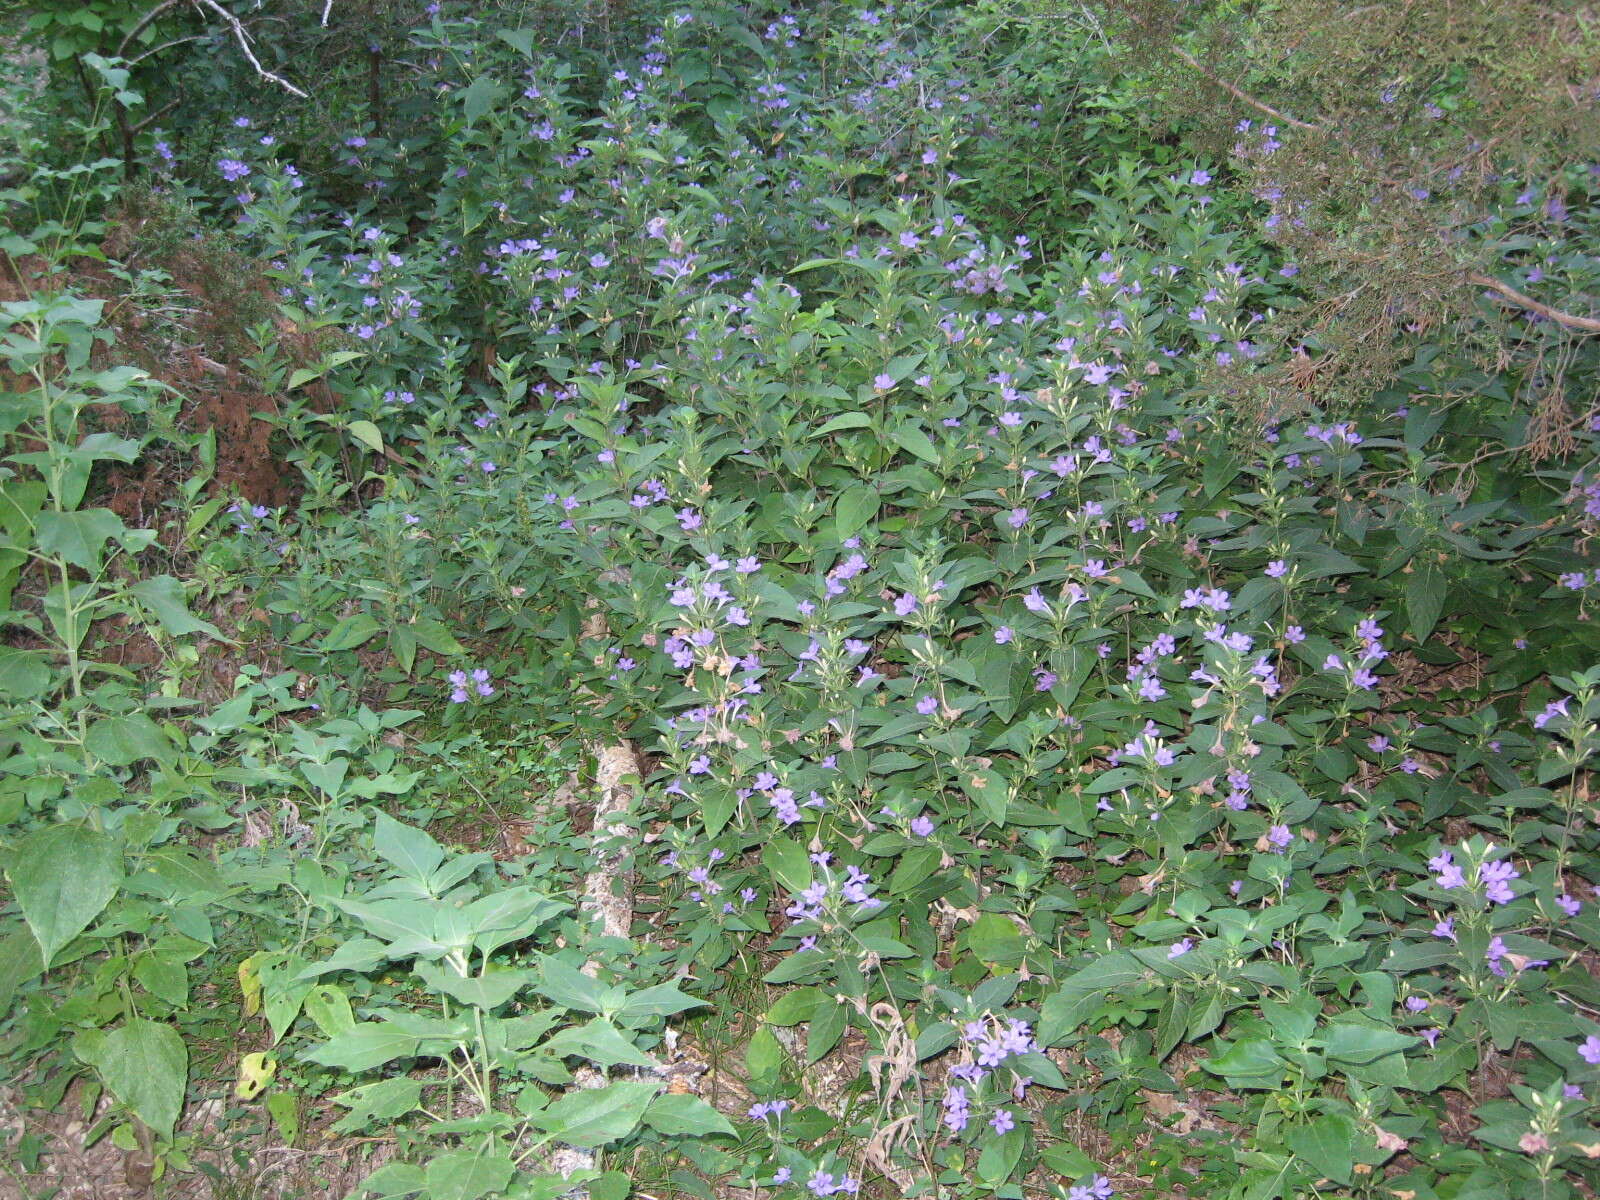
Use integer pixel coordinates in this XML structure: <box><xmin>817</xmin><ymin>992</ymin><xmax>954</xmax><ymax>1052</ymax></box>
<box><xmin>0</xmin><ymin>649</ymin><xmax>51</xmax><ymax>700</ymax></box>
<box><xmin>332</xmin><ymin>1078</ymin><xmax>424</xmax><ymax>1135</ymax></box>
<box><xmin>373</xmin><ymin>812</ymin><xmax>445</xmax><ymax>882</ymax></box>
<box><xmin>305</xmin><ymin>1022</ymin><xmax>423</xmax><ymax>1071</ymax></box>
<box><xmin>889</xmin><ymin>423</ymin><xmax>940</xmax><ymax>464</ymax></box>
<box><xmin>1285</xmin><ymin>1114</ymin><xmax>1357</xmax><ymax>1185</ymax></box>
<box><xmin>545</xmin><ymin>1017</ymin><xmax>661</xmax><ymax>1070</ymax></box>
<box><xmin>834</xmin><ymin>483</ymin><xmax>880</xmax><ymax>540</ymax></box>
<box><xmin>424</xmin><ymin>1150</ymin><xmax>514</xmax><ymax>1200</ymax></box>
<box><xmin>1320</xmin><ymin>1023</ymin><xmax>1415</xmax><ymax>1064</ymax></box>
<box><xmin>129</xmin><ymin>575</ymin><xmax>224</xmax><ymax>639</ymax></box>
<box><xmin>34</xmin><ymin>508</ymin><xmax>122</xmax><ymax>570</ymax></box>
<box><xmin>303</xmin><ymin>984</ymin><xmax>357</xmax><ymax>1038</ymax></box>
<box><xmin>0</xmin><ymin>926</ymin><xmax>46</xmax><ymax>1015</ymax></box>
<box><xmin>85</xmin><ymin>713</ymin><xmax>173</xmax><ymax>766</ymax></box>
<box><xmin>761</xmin><ymin>838</ymin><xmax>811</xmax><ymax>894</ymax></box>
<box><xmin>350</xmin><ymin>1161</ymin><xmax>425</xmax><ymax>1199</ymax></box>
<box><xmin>535</xmin><ymin>954</ymin><xmax>612</xmax><ymax>1013</ymax></box>
<box><xmin>616</xmin><ymin>983</ymin><xmax>706</xmax><ymax>1019</ymax></box>
<box><xmin>74</xmin><ymin>1019</ymin><xmax>187</xmax><ymax>1138</ymax></box>
<box><xmin>415</xmin><ymin>962</ymin><xmax>531</xmax><ymax>1009</ymax></box>
<box><xmin>812</xmin><ymin>412</ymin><xmax>872</xmax><ymax>437</ymax></box>
<box><xmin>321</xmin><ymin>614</ymin><xmax>383</xmax><ymax>652</ymax></box>
<box><xmin>462</xmin><ymin>888</ymin><xmax>567</xmax><ymax>956</ymax></box>
<box><xmin>534</xmin><ymin>1079</ymin><xmax>659</xmax><ymax>1147</ymax></box>
<box><xmin>12</xmin><ymin>822</ymin><xmax>123</xmax><ymax>965</ymax></box>
<box><xmin>347</xmin><ymin>420</ymin><xmax>385</xmax><ymax>455</ymax></box>
<box><xmin>643</xmin><ymin>1093</ymin><xmax>736</xmax><ymax>1137</ymax></box>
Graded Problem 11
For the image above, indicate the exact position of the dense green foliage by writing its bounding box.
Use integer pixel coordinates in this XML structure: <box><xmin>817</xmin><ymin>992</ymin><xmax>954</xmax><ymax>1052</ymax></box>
<box><xmin>3</xmin><ymin>3</ymin><xmax>1600</xmax><ymax>1199</ymax></box>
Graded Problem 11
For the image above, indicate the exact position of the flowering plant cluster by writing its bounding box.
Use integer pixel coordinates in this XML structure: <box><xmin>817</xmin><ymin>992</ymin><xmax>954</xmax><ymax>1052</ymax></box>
<box><xmin>7</xmin><ymin>1</ymin><xmax>1600</xmax><ymax>1198</ymax></box>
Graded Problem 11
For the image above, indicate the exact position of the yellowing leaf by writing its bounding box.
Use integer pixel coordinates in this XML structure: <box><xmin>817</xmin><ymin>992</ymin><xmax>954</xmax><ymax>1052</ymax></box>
<box><xmin>235</xmin><ymin>1052</ymin><xmax>277</xmax><ymax>1100</ymax></box>
<box><xmin>238</xmin><ymin>955</ymin><xmax>262</xmax><ymax>1017</ymax></box>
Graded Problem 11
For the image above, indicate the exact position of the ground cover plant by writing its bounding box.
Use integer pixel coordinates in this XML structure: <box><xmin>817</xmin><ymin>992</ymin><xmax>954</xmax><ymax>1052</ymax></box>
<box><xmin>2</xmin><ymin>1</ymin><xmax>1600</xmax><ymax>1198</ymax></box>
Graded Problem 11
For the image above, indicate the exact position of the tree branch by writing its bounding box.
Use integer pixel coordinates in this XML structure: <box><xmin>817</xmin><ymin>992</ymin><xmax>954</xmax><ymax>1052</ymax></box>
<box><xmin>1172</xmin><ymin>47</ymin><xmax>1319</xmax><ymax>131</ymax></box>
<box><xmin>119</xmin><ymin>0</ymin><xmax>180</xmax><ymax>56</ymax></box>
<box><xmin>1467</xmin><ymin>272</ymin><xmax>1600</xmax><ymax>335</ymax></box>
<box><xmin>189</xmin><ymin>0</ymin><xmax>308</xmax><ymax>98</ymax></box>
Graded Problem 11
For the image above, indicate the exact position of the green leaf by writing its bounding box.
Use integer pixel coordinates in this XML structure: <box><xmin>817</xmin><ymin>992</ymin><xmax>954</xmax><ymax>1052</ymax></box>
<box><xmin>812</xmin><ymin>412</ymin><xmax>872</xmax><ymax>437</ymax></box>
<box><xmin>85</xmin><ymin>713</ymin><xmax>173</xmax><ymax>766</ymax></box>
<box><xmin>305</xmin><ymin>1022</ymin><xmax>422</xmax><ymax>1071</ymax></box>
<box><xmin>461</xmin><ymin>76</ymin><xmax>502</xmax><ymax>125</ymax></box>
<box><xmin>1285</xmin><ymin>1114</ymin><xmax>1357</xmax><ymax>1186</ymax></box>
<box><xmin>0</xmin><ymin>649</ymin><xmax>51</xmax><ymax>700</ymax></box>
<box><xmin>535</xmin><ymin>1079</ymin><xmax>659</xmax><ymax>1147</ymax></box>
<box><xmin>1320</xmin><ymin>1023</ymin><xmax>1415</xmax><ymax>1064</ymax></box>
<box><xmin>424</xmin><ymin>1150</ymin><xmax>515</xmax><ymax>1200</ymax></box>
<box><xmin>535</xmin><ymin>954</ymin><xmax>612</xmax><ymax>1013</ymax></box>
<box><xmin>303</xmin><ymin>984</ymin><xmax>357</xmax><ymax>1038</ymax></box>
<box><xmin>962</xmin><ymin>912</ymin><xmax>1024</xmax><ymax>968</ymax></box>
<box><xmin>347</xmin><ymin>420</ymin><xmax>385</xmax><ymax>456</ymax></box>
<box><xmin>373</xmin><ymin>812</ymin><xmax>444</xmax><ymax>882</ymax></box>
<box><xmin>350</xmin><ymin>1161</ymin><xmax>425</xmax><ymax>1198</ymax></box>
<box><xmin>12</xmin><ymin>823</ymin><xmax>123</xmax><ymax>965</ymax></box>
<box><xmin>462</xmin><ymin>888</ymin><xmax>567</xmax><ymax>957</ymax></box>
<box><xmin>497</xmin><ymin>28</ymin><xmax>536</xmax><ymax>55</ymax></box>
<box><xmin>617</xmin><ymin>983</ymin><xmax>706</xmax><ymax>1019</ymax></box>
<box><xmin>976</xmin><ymin>1127</ymin><xmax>1025</xmax><ymax>1186</ymax></box>
<box><xmin>643</xmin><ymin>1093</ymin><xmax>737</xmax><ymax>1137</ymax></box>
<box><xmin>1405</xmin><ymin>560</ymin><xmax>1446</xmax><ymax>643</ymax></box>
<box><xmin>1202</xmin><ymin>1037</ymin><xmax>1286</xmax><ymax>1083</ymax></box>
<box><xmin>415</xmin><ymin>962</ymin><xmax>530</xmax><ymax>1009</ymax></box>
<box><xmin>321</xmin><ymin>614</ymin><xmax>383</xmax><ymax>652</ymax></box>
<box><xmin>888</xmin><ymin>424</ymin><xmax>940</xmax><ymax>464</ymax></box>
<box><xmin>746</xmin><ymin>1025</ymin><xmax>783</xmax><ymax>1080</ymax></box>
<box><xmin>74</xmin><ymin>1019</ymin><xmax>187</xmax><ymax>1138</ymax></box>
<box><xmin>765</xmin><ymin>986</ymin><xmax>823</xmax><ymax>1025</ymax></box>
<box><xmin>129</xmin><ymin>575</ymin><xmax>224</xmax><ymax>639</ymax></box>
<box><xmin>332</xmin><ymin>1078</ymin><xmax>424</xmax><ymax>1135</ymax></box>
<box><xmin>762</xmin><ymin>838</ymin><xmax>811</xmax><ymax>894</ymax></box>
<box><xmin>266</xmin><ymin>1091</ymin><xmax>299</xmax><ymax>1146</ymax></box>
<box><xmin>959</xmin><ymin>765</ymin><xmax>1010</xmax><ymax>826</ymax></box>
<box><xmin>807</xmin><ymin>995</ymin><xmax>846</xmax><ymax>1062</ymax></box>
<box><xmin>0</xmin><ymin>926</ymin><xmax>46</xmax><ymax>1015</ymax></box>
<box><xmin>544</xmin><ymin>1017</ymin><xmax>661</xmax><ymax>1070</ymax></box>
<box><xmin>35</xmin><ymin>508</ymin><xmax>123</xmax><ymax>570</ymax></box>
<box><xmin>834</xmin><ymin>483</ymin><xmax>880</xmax><ymax>540</ymax></box>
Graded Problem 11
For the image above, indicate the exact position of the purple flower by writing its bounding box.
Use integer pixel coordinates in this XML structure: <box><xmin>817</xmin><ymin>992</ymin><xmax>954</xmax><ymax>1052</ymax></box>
<box><xmin>1580</xmin><ymin>1036</ymin><xmax>1600</xmax><ymax>1065</ymax></box>
<box><xmin>994</xmin><ymin>626</ymin><xmax>1013</xmax><ymax>645</ymax></box>
<box><xmin>1168</xmin><ymin>938</ymin><xmax>1193</xmax><ymax>959</ymax></box>
<box><xmin>989</xmin><ymin>1109</ymin><xmax>1016</xmax><ymax>1134</ymax></box>
<box><xmin>1558</xmin><ymin>894</ymin><xmax>1582</xmax><ymax>917</ymax></box>
<box><xmin>1265</xmin><ymin>560</ymin><xmax>1288</xmax><ymax>578</ymax></box>
<box><xmin>873</xmin><ymin>372</ymin><xmax>895</xmax><ymax>390</ymax></box>
<box><xmin>1267</xmin><ymin>824</ymin><xmax>1292</xmax><ymax>851</ymax></box>
<box><xmin>1007</xmin><ymin>508</ymin><xmax>1029</xmax><ymax>529</ymax></box>
<box><xmin>910</xmin><ymin>815</ymin><xmax>935</xmax><ymax>837</ymax></box>
<box><xmin>916</xmin><ymin>695</ymin><xmax>938</xmax><ymax>716</ymax></box>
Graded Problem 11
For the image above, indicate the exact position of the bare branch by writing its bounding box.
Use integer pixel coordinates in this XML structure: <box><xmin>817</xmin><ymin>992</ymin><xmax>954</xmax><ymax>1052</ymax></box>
<box><xmin>119</xmin><ymin>0</ymin><xmax>180</xmax><ymax>56</ymax></box>
<box><xmin>1172</xmin><ymin>46</ymin><xmax>1320</xmax><ymax>131</ymax></box>
<box><xmin>189</xmin><ymin>0</ymin><xmax>308</xmax><ymax>98</ymax></box>
<box><xmin>127</xmin><ymin>36</ymin><xmax>206</xmax><ymax>67</ymax></box>
<box><xmin>320</xmin><ymin>0</ymin><xmax>333</xmax><ymax>26</ymax></box>
<box><xmin>1467</xmin><ymin>272</ymin><xmax>1600</xmax><ymax>335</ymax></box>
